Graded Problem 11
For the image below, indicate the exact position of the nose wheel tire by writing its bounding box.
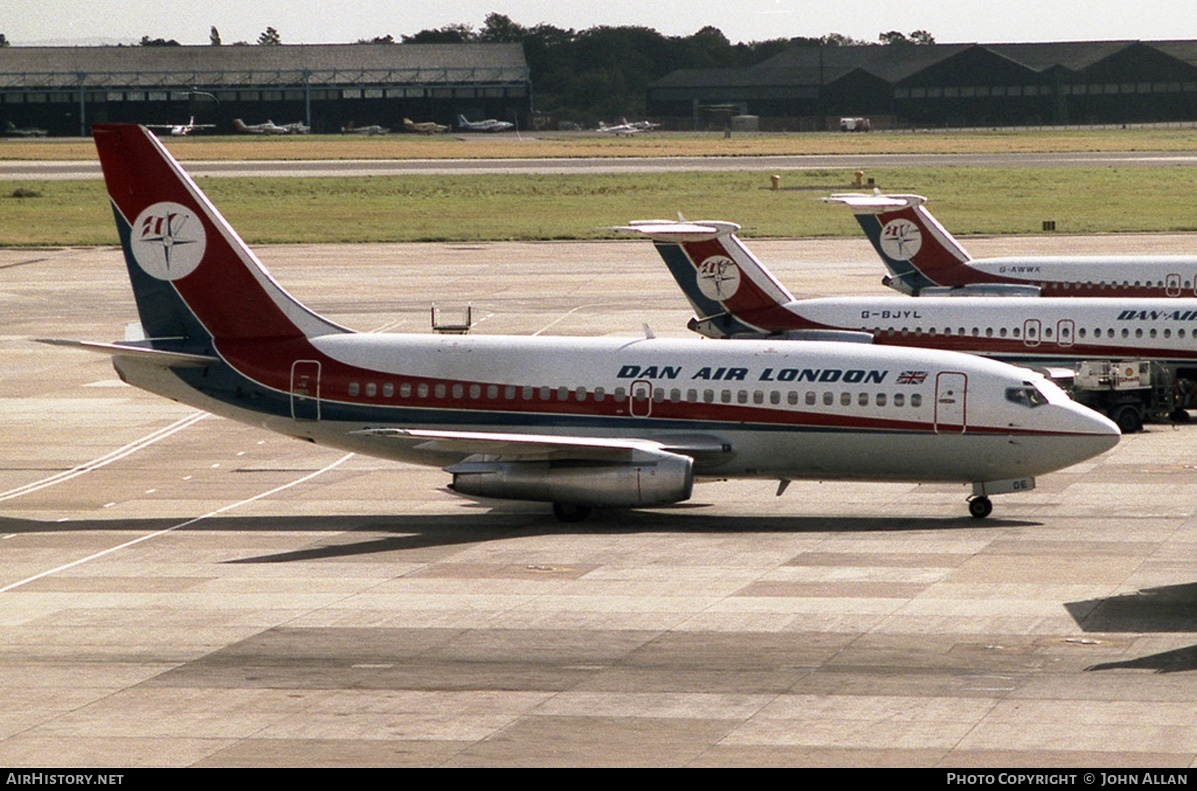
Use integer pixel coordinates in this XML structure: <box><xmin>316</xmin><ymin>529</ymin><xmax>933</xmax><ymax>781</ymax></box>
<box><xmin>968</xmin><ymin>496</ymin><xmax>993</xmax><ymax>519</ymax></box>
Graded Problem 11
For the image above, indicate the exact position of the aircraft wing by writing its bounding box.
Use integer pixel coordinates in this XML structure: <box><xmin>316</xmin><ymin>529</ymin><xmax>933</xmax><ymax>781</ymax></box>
<box><xmin>37</xmin><ymin>338</ymin><xmax>219</xmax><ymax>368</ymax></box>
<box><xmin>353</xmin><ymin>427</ymin><xmax>730</xmax><ymax>461</ymax></box>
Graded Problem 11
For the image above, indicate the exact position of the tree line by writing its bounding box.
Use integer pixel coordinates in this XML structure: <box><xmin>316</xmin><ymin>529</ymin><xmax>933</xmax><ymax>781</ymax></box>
<box><xmin>389</xmin><ymin>14</ymin><xmax>934</xmax><ymax>124</ymax></box>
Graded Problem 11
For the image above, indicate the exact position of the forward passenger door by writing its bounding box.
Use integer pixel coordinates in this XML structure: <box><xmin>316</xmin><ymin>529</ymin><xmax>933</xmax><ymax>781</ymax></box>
<box><xmin>934</xmin><ymin>372</ymin><xmax>967</xmax><ymax>434</ymax></box>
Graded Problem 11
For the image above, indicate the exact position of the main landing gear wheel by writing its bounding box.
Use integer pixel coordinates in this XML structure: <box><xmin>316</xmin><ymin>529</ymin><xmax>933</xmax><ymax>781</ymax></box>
<box><xmin>968</xmin><ymin>496</ymin><xmax>993</xmax><ymax>519</ymax></box>
<box><xmin>552</xmin><ymin>502</ymin><xmax>593</xmax><ymax>523</ymax></box>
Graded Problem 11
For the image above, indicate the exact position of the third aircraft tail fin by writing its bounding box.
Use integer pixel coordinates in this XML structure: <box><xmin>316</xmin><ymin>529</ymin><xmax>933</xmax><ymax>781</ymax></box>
<box><xmin>824</xmin><ymin>193</ymin><xmax>975</xmax><ymax>294</ymax></box>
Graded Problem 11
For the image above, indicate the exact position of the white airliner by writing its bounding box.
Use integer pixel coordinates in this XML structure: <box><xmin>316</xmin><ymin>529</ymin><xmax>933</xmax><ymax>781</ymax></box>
<box><xmin>45</xmin><ymin>125</ymin><xmax>1119</xmax><ymax>521</ymax></box>
<box><xmin>825</xmin><ymin>192</ymin><xmax>1197</xmax><ymax>298</ymax></box>
<box><xmin>615</xmin><ymin>219</ymin><xmax>1197</xmax><ymax>382</ymax></box>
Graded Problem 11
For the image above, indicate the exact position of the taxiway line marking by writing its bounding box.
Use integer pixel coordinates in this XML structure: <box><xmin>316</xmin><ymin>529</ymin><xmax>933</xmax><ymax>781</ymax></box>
<box><xmin>0</xmin><ymin>452</ymin><xmax>355</xmax><ymax>593</ymax></box>
<box><xmin>0</xmin><ymin>411</ymin><xmax>208</xmax><ymax>503</ymax></box>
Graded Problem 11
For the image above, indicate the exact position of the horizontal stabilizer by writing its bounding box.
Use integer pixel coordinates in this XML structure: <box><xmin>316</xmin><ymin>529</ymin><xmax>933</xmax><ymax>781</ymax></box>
<box><xmin>36</xmin><ymin>338</ymin><xmax>219</xmax><ymax>368</ymax></box>
<box><xmin>823</xmin><ymin>193</ymin><xmax>926</xmax><ymax>212</ymax></box>
<box><xmin>609</xmin><ymin>220</ymin><xmax>741</xmax><ymax>243</ymax></box>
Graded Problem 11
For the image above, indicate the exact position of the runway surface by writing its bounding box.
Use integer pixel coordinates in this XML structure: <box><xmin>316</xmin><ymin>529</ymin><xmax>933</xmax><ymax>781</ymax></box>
<box><xmin>7</xmin><ymin>149</ymin><xmax>1197</xmax><ymax>179</ymax></box>
<box><xmin>2</xmin><ymin>235</ymin><xmax>1197</xmax><ymax>767</ymax></box>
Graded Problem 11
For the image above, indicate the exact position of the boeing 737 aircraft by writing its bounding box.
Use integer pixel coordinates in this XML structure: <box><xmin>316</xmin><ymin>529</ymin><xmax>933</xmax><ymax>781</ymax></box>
<box><xmin>45</xmin><ymin>125</ymin><xmax>1119</xmax><ymax>521</ymax></box>
<box><xmin>616</xmin><ymin>219</ymin><xmax>1197</xmax><ymax>383</ymax></box>
<box><xmin>825</xmin><ymin>192</ymin><xmax>1197</xmax><ymax>298</ymax></box>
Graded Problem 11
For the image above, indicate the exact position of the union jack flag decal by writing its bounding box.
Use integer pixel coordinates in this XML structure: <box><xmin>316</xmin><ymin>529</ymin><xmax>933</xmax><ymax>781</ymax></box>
<box><xmin>896</xmin><ymin>370</ymin><xmax>927</xmax><ymax>385</ymax></box>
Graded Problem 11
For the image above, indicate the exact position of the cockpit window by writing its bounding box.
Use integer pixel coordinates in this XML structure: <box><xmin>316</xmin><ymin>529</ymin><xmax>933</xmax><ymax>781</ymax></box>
<box><xmin>1006</xmin><ymin>384</ymin><xmax>1050</xmax><ymax>408</ymax></box>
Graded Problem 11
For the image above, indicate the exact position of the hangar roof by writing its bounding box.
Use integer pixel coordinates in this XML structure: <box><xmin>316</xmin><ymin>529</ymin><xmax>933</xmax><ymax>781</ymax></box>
<box><xmin>651</xmin><ymin>40</ymin><xmax>1197</xmax><ymax>92</ymax></box>
<box><xmin>0</xmin><ymin>43</ymin><xmax>529</xmax><ymax>89</ymax></box>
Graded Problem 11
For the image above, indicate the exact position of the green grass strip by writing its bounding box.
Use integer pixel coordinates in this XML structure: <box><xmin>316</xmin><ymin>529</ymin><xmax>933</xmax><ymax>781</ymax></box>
<box><xmin>3</xmin><ymin>167</ymin><xmax>1197</xmax><ymax>246</ymax></box>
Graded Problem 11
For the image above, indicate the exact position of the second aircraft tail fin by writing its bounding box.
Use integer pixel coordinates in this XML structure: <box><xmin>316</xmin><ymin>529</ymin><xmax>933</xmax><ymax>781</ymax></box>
<box><xmin>612</xmin><ymin>220</ymin><xmax>811</xmax><ymax>338</ymax></box>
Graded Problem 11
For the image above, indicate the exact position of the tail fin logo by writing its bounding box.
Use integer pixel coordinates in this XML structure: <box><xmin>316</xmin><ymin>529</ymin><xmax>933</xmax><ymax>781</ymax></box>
<box><xmin>880</xmin><ymin>219</ymin><xmax>922</xmax><ymax>261</ymax></box>
<box><xmin>696</xmin><ymin>255</ymin><xmax>741</xmax><ymax>301</ymax></box>
<box><xmin>130</xmin><ymin>202</ymin><xmax>207</xmax><ymax>281</ymax></box>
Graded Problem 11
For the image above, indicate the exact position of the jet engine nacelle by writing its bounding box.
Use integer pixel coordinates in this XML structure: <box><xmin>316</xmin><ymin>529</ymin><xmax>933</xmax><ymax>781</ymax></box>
<box><xmin>446</xmin><ymin>450</ymin><xmax>694</xmax><ymax>508</ymax></box>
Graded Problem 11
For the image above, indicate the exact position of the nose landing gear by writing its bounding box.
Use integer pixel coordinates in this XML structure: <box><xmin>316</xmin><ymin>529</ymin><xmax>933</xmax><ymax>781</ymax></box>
<box><xmin>968</xmin><ymin>496</ymin><xmax>993</xmax><ymax>519</ymax></box>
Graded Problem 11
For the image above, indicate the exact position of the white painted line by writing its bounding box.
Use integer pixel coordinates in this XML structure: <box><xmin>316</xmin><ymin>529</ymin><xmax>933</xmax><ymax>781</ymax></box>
<box><xmin>0</xmin><ymin>452</ymin><xmax>355</xmax><ymax>594</ymax></box>
<box><xmin>0</xmin><ymin>411</ymin><xmax>208</xmax><ymax>503</ymax></box>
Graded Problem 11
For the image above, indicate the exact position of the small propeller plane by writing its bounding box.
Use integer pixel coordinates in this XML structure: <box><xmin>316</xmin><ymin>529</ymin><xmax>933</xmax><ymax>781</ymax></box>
<box><xmin>456</xmin><ymin>115</ymin><xmax>515</xmax><ymax>133</ymax></box>
<box><xmin>146</xmin><ymin>117</ymin><xmax>215</xmax><ymax>137</ymax></box>
<box><xmin>402</xmin><ymin>118</ymin><xmax>448</xmax><ymax>135</ymax></box>
<box><xmin>233</xmin><ymin>118</ymin><xmax>309</xmax><ymax>135</ymax></box>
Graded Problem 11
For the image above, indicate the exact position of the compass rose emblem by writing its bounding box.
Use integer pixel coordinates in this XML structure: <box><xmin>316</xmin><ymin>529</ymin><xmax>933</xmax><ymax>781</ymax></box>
<box><xmin>696</xmin><ymin>255</ymin><xmax>741</xmax><ymax>301</ymax></box>
<box><xmin>879</xmin><ymin>219</ymin><xmax>922</xmax><ymax>261</ymax></box>
<box><xmin>130</xmin><ymin>202</ymin><xmax>206</xmax><ymax>280</ymax></box>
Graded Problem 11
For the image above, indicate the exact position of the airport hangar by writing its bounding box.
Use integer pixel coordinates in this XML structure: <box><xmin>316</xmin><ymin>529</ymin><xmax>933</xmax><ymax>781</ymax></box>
<box><xmin>0</xmin><ymin>42</ymin><xmax>530</xmax><ymax>136</ymax></box>
<box><xmin>648</xmin><ymin>39</ymin><xmax>1197</xmax><ymax>131</ymax></box>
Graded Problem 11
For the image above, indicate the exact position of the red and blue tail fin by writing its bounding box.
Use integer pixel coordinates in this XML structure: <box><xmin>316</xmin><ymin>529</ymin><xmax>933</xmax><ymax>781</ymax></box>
<box><xmin>612</xmin><ymin>220</ymin><xmax>813</xmax><ymax>337</ymax></box>
<box><xmin>824</xmin><ymin>193</ymin><xmax>974</xmax><ymax>294</ymax></box>
<box><xmin>93</xmin><ymin>124</ymin><xmax>347</xmax><ymax>349</ymax></box>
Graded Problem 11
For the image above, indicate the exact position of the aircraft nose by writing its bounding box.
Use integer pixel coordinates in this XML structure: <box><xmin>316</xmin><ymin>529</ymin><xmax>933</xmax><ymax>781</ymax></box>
<box><xmin>1060</xmin><ymin>402</ymin><xmax>1121</xmax><ymax>459</ymax></box>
